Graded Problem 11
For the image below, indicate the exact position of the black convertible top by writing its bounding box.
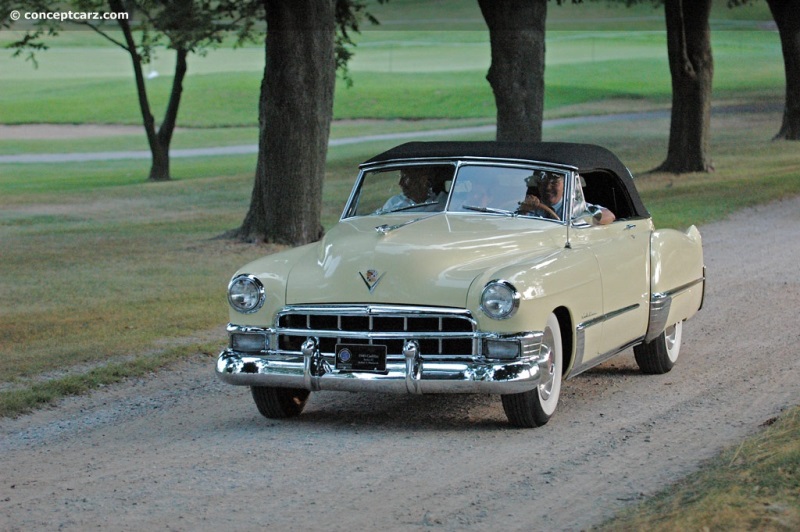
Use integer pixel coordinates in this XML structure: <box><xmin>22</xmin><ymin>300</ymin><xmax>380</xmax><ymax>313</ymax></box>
<box><xmin>361</xmin><ymin>141</ymin><xmax>649</xmax><ymax>218</ymax></box>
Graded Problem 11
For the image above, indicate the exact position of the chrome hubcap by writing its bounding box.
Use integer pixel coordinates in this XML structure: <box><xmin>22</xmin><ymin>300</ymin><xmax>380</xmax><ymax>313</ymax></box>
<box><xmin>665</xmin><ymin>324</ymin><xmax>677</xmax><ymax>351</ymax></box>
<box><xmin>539</xmin><ymin>330</ymin><xmax>556</xmax><ymax>400</ymax></box>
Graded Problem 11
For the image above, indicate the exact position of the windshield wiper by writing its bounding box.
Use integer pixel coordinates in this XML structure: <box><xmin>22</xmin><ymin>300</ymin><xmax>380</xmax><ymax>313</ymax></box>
<box><xmin>375</xmin><ymin>216</ymin><xmax>431</xmax><ymax>234</ymax></box>
<box><xmin>461</xmin><ymin>205</ymin><xmax>517</xmax><ymax>217</ymax></box>
<box><xmin>377</xmin><ymin>201</ymin><xmax>440</xmax><ymax>215</ymax></box>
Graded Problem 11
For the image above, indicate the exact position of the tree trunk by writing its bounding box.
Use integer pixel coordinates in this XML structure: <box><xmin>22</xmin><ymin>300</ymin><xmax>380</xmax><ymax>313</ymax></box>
<box><xmin>233</xmin><ymin>0</ymin><xmax>335</xmax><ymax>245</ymax></box>
<box><xmin>655</xmin><ymin>0</ymin><xmax>714</xmax><ymax>173</ymax></box>
<box><xmin>477</xmin><ymin>0</ymin><xmax>547</xmax><ymax>143</ymax></box>
<box><xmin>147</xmin><ymin>47</ymin><xmax>189</xmax><ymax>181</ymax></box>
<box><xmin>767</xmin><ymin>0</ymin><xmax>800</xmax><ymax>140</ymax></box>
<box><xmin>110</xmin><ymin>0</ymin><xmax>170</xmax><ymax>181</ymax></box>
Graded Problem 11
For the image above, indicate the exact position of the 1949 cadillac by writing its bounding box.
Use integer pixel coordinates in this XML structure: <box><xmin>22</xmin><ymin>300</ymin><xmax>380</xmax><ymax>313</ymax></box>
<box><xmin>216</xmin><ymin>142</ymin><xmax>705</xmax><ymax>428</ymax></box>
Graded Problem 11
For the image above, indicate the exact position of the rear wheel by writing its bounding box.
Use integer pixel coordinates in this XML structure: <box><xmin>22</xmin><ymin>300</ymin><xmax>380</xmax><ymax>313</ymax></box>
<box><xmin>634</xmin><ymin>321</ymin><xmax>683</xmax><ymax>374</ymax></box>
<box><xmin>251</xmin><ymin>386</ymin><xmax>310</xmax><ymax>419</ymax></box>
<box><xmin>501</xmin><ymin>313</ymin><xmax>563</xmax><ymax>428</ymax></box>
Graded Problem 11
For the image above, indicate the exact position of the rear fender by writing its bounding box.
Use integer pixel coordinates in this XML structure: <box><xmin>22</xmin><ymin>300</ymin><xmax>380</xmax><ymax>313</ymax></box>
<box><xmin>646</xmin><ymin>226</ymin><xmax>705</xmax><ymax>341</ymax></box>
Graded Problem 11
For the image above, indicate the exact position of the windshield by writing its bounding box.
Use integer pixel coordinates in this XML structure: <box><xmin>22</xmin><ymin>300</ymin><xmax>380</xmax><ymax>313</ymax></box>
<box><xmin>349</xmin><ymin>164</ymin><xmax>454</xmax><ymax>217</ymax></box>
<box><xmin>450</xmin><ymin>165</ymin><xmax>568</xmax><ymax>221</ymax></box>
<box><xmin>346</xmin><ymin>163</ymin><xmax>570</xmax><ymax>222</ymax></box>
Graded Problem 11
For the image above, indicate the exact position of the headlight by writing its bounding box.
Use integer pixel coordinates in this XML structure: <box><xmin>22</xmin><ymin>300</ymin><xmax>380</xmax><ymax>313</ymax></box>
<box><xmin>227</xmin><ymin>274</ymin><xmax>265</xmax><ymax>314</ymax></box>
<box><xmin>480</xmin><ymin>280</ymin><xmax>520</xmax><ymax>320</ymax></box>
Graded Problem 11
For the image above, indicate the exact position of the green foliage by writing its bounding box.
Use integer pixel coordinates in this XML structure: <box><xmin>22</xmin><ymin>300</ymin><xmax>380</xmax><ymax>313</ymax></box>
<box><xmin>1</xmin><ymin>0</ymin><xmax>264</xmax><ymax>57</ymax></box>
<box><xmin>335</xmin><ymin>0</ymin><xmax>388</xmax><ymax>86</ymax></box>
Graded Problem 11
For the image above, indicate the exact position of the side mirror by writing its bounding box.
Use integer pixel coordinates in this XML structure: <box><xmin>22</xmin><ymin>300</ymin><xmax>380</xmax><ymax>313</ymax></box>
<box><xmin>588</xmin><ymin>205</ymin><xmax>604</xmax><ymax>223</ymax></box>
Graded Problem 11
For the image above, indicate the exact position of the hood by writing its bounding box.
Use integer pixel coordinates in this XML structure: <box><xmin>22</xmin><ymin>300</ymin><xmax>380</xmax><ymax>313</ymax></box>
<box><xmin>286</xmin><ymin>214</ymin><xmax>562</xmax><ymax>308</ymax></box>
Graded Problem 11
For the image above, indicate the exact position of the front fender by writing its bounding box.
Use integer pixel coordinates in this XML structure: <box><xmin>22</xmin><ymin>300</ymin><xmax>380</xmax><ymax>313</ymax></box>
<box><xmin>467</xmin><ymin>248</ymin><xmax>601</xmax><ymax>337</ymax></box>
<box><xmin>227</xmin><ymin>243</ymin><xmax>317</xmax><ymax>327</ymax></box>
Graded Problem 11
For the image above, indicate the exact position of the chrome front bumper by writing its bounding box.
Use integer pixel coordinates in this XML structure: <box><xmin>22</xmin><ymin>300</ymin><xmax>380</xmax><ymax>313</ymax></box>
<box><xmin>216</xmin><ymin>336</ymin><xmax>547</xmax><ymax>395</ymax></box>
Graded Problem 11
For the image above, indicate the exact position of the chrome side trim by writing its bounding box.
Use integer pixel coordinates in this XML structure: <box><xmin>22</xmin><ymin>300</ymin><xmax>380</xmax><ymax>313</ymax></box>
<box><xmin>645</xmin><ymin>275</ymin><xmax>705</xmax><ymax>341</ymax></box>
<box><xmin>698</xmin><ymin>266</ymin><xmax>707</xmax><ymax>311</ymax></box>
<box><xmin>645</xmin><ymin>295</ymin><xmax>672</xmax><ymax>343</ymax></box>
<box><xmin>567</xmin><ymin>336</ymin><xmax>646</xmax><ymax>379</ymax></box>
<box><xmin>573</xmin><ymin>304</ymin><xmax>640</xmax><ymax>370</ymax></box>
<box><xmin>652</xmin><ymin>276</ymin><xmax>706</xmax><ymax>301</ymax></box>
<box><xmin>574</xmin><ymin>327</ymin><xmax>586</xmax><ymax>371</ymax></box>
<box><xmin>577</xmin><ymin>304</ymin><xmax>640</xmax><ymax>332</ymax></box>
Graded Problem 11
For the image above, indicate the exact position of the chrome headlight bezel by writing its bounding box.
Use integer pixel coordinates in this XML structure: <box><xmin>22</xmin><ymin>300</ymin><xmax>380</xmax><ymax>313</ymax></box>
<box><xmin>227</xmin><ymin>274</ymin><xmax>266</xmax><ymax>314</ymax></box>
<box><xmin>480</xmin><ymin>280</ymin><xmax>520</xmax><ymax>320</ymax></box>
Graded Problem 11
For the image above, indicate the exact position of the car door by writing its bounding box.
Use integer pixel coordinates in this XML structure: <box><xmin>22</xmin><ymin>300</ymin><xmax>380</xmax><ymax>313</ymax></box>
<box><xmin>568</xmin><ymin>174</ymin><xmax>651</xmax><ymax>359</ymax></box>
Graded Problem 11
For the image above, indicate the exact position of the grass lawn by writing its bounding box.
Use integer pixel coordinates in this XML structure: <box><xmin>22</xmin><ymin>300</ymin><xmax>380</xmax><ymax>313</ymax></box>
<box><xmin>3</xmin><ymin>103</ymin><xmax>798</xmax><ymax>401</ymax></box>
<box><xmin>597</xmin><ymin>406</ymin><xmax>800</xmax><ymax>531</ymax></box>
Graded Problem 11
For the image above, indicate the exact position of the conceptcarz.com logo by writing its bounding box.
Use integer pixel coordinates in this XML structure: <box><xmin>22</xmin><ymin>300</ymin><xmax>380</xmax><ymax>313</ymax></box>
<box><xmin>8</xmin><ymin>10</ymin><xmax>130</xmax><ymax>22</ymax></box>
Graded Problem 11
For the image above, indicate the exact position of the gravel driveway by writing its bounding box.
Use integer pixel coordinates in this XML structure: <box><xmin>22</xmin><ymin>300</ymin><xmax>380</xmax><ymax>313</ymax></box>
<box><xmin>2</xmin><ymin>197</ymin><xmax>799</xmax><ymax>531</ymax></box>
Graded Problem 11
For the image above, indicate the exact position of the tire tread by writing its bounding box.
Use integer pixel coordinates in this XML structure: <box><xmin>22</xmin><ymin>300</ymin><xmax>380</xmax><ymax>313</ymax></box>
<box><xmin>251</xmin><ymin>386</ymin><xmax>310</xmax><ymax>419</ymax></box>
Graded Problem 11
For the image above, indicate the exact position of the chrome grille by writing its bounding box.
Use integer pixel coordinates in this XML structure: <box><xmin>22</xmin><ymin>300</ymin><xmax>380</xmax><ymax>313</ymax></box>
<box><xmin>275</xmin><ymin>305</ymin><xmax>477</xmax><ymax>358</ymax></box>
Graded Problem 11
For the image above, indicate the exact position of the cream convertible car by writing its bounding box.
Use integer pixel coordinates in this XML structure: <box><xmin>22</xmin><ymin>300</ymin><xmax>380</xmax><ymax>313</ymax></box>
<box><xmin>217</xmin><ymin>142</ymin><xmax>705</xmax><ymax>428</ymax></box>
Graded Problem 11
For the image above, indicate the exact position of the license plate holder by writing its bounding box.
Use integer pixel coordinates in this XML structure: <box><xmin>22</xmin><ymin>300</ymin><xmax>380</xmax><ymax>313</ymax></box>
<box><xmin>335</xmin><ymin>343</ymin><xmax>387</xmax><ymax>373</ymax></box>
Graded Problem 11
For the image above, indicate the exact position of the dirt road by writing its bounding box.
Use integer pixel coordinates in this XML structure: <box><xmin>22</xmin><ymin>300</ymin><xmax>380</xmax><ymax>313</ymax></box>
<box><xmin>2</xmin><ymin>197</ymin><xmax>799</xmax><ymax>531</ymax></box>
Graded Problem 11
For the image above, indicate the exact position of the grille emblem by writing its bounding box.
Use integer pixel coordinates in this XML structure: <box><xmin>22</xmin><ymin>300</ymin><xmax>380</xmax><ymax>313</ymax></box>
<box><xmin>359</xmin><ymin>269</ymin><xmax>385</xmax><ymax>293</ymax></box>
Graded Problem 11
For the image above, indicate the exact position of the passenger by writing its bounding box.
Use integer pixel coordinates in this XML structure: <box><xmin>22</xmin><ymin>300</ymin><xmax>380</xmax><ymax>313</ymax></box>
<box><xmin>380</xmin><ymin>167</ymin><xmax>445</xmax><ymax>212</ymax></box>
<box><xmin>517</xmin><ymin>172</ymin><xmax>615</xmax><ymax>224</ymax></box>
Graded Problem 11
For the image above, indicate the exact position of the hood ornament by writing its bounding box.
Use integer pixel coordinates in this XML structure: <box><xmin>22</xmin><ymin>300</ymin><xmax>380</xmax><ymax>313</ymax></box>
<box><xmin>359</xmin><ymin>269</ymin><xmax>385</xmax><ymax>293</ymax></box>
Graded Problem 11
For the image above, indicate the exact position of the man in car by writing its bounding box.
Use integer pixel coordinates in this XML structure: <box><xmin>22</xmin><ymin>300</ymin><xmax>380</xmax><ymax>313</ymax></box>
<box><xmin>380</xmin><ymin>166</ymin><xmax>448</xmax><ymax>212</ymax></box>
<box><xmin>517</xmin><ymin>172</ymin><xmax>615</xmax><ymax>224</ymax></box>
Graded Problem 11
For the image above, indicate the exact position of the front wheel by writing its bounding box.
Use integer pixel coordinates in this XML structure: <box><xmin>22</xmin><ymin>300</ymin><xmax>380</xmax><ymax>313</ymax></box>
<box><xmin>251</xmin><ymin>386</ymin><xmax>310</xmax><ymax>419</ymax></box>
<box><xmin>501</xmin><ymin>313</ymin><xmax>563</xmax><ymax>428</ymax></box>
<box><xmin>634</xmin><ymin>321</ymin><xmax>683</xmax><ymax>374</ymax></box>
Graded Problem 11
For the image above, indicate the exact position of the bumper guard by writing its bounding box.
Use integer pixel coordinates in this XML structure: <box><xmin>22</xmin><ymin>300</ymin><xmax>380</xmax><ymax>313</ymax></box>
<box><xmin>216</xmin><ymin>333</ymin><xmax>546</xmax><ymax>395</ymax></box>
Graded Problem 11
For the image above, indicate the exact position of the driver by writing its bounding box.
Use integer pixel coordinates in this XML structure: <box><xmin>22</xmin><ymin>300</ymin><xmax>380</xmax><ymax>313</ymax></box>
<box><xmin>517</xmin><ymin>172</ymin><xmax>615</xmax><ymax>224</ymax></box>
